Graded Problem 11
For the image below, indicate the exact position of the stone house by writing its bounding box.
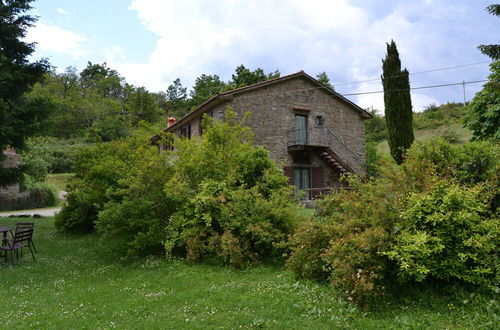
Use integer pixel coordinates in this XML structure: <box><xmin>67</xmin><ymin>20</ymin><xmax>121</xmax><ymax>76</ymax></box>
<box><xmin>155</xmin><ymin>71</ymin><xmax>372</xmax><ymax>199</ymax></box>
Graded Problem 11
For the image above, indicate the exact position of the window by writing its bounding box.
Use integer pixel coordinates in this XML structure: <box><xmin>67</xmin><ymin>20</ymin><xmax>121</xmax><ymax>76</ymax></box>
<box><xmin>315</xmin><ymin>115</ymin><xmax>324</xmax><ymax>125</ymax></box>
<box><xmin>180</xmin><ymin>124</ymin><xmax>191</xmax><ymax>139</ymax></box>
<box><xmin>199</xmin><ymin>122</ymin><xmax>203</xmax><ymax>136</ymax></box>
<box><xmin>295</xmin><ymin>114</ymin><xmax>307</xmax><ymax>145</ymax></box>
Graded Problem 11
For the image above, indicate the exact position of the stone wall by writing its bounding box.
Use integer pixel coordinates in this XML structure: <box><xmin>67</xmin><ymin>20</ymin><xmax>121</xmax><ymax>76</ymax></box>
<box><xmin>171</xmin><ymin>76</ymin><xmax>368</xmax><ymax>186</ymax></box>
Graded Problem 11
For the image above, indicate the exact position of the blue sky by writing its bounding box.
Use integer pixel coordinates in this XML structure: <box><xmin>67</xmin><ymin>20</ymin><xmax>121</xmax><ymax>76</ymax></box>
<box><xmin>26</xmin><ymin>0</ymin><xmax>499</xmax><ymax>112</ymax></box>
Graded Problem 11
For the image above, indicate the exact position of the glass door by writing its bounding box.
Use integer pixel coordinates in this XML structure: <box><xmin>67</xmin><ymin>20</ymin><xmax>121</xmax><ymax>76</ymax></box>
<box><xmin>294</xmin><ymin>167</ymin><xmax>311</xmax><ymax>199</ymax></box>
<box><xmin>295</xmin><ymin>115</ymin><xmax>307</xmax><ymax>145</ymax></box>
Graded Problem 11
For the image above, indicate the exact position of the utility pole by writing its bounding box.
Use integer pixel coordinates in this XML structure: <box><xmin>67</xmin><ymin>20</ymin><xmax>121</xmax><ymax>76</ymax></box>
<box><xmin>462</xmin><ymin>80</ymin><xmax>467</xmax><ymax>105</ymax></box>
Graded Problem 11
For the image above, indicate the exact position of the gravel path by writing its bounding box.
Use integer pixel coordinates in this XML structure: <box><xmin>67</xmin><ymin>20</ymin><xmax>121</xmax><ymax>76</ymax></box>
<box><xmin>0</xmin><ymin>207</ymin><xmax>61</xmax><ymax>217</ymax></box>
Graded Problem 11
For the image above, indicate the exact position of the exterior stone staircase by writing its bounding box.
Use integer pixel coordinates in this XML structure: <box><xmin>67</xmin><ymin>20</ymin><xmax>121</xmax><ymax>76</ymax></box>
<box><xmin>286</xmin><ymin>127</ymin><xmax>365</xmax><ymax>176</ymax></box>
<box><xmin>319</xmin><ymin>150</ymin><xmax>349</xmax><ymax>174</ymax></box>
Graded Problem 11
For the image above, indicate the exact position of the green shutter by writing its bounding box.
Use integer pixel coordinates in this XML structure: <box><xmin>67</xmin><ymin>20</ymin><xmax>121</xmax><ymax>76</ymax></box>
<box><xmin>295</xmin><ymin>115</ymin><xmax>307</xmax><ymax>144</ymax></box>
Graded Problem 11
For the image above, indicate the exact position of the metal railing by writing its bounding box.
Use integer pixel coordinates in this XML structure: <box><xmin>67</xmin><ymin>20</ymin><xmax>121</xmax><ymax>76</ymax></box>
<box><xmin>301</xmin><ymin>186</ymin><xmax>355</xmax><ymax>200</ymax></box>
<box><xmin>286</xmin><ymin>127</ymin><xmax>365</xmax><ymax>174</ymax></box>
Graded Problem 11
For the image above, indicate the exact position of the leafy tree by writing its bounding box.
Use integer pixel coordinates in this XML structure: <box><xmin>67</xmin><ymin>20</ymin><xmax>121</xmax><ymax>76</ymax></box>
<box><xmin>125</xmin><ymin>86</ymin><xmax>160</xmax><ymax>124</ymax></box>
<box><xmin>0</xmin><ymin>0</ymin><xmax>53</xmax><ymax>186</ymax></box>
<box><xmin>185</xmin><ymin>66</ymin><xmax>280</xmax><ymax>112</ymax></box>
<box><xmin>230</xmin><ymin>65</ymin><xmax>280</xmax><ymax>88</ymax></box>
<box><xmin>57</xmin><ymin>111</ymin><xmax>301</xmax><ymax>262</ymax></box>
<box><xmin>29</xmin><ymin>68</ymin><xmax>86</xmax><ymax>137</ymax></box>
<box><xmin>316</xmin><ymin>72</ymin><xmax>334</xmax><ymax>91</ymax></box>
<box><xmin>464</xmin><ymin>61</ymin><xmax>500</xmax><ymax>140</ymax></box>
<box><xmin>364</xmin><ymin>109</ymin><xmax>387</xmax><ymax>142</ymax></box>
<box><xmin>164</xmin><ymin>78</ymin><xmax>188</xmax><ymax>117</ymax></box>
<box><xmin>478</xmin><ymin>5</ymin><xmax>500</xmax><ymax>60</ymax></box>
<box><xmin>188</xmin><ymin>74</ymin><xmax>226</xmax><ymax>110</ymax></box>
<box><xmin>381</xmin><ymin>40</ymin><xmax>414</xmax><ymax>164</ymax></box>
<box><xmin>80</xmin><ymin>62</ymin><xmax>124</xmax><ymax>98</ymax></box>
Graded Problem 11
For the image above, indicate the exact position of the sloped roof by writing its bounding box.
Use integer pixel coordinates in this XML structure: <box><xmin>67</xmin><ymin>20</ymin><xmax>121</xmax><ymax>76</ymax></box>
<box><xmin>164</xmin><ymin>70</ymin><xmax>372</xmax><ymax>133</ymax></box>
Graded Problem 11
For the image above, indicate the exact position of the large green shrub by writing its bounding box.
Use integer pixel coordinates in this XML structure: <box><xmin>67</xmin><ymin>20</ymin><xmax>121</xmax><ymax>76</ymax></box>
<box><xmin>57</xmin><ymin>110</ymin><xmax>300</xmax><ymax>262</ymax></box>
<box><xmin>163</xmin><ymin>111</ymin><xmax>301</xmax><ymax>267</ymax></box>
<box><xmin>288</xmin><ymin>174</ymin><xmax>400</xmax><ymax>303</ymax></box>
<box><xmin>55</xmin><ymin>140</ymin><xmax>136</xmax><ymax>233</ymax></box>
<box><xmin>95</xmin><ymin>140</ymin><xmax>173</xmax><ymax>256</ymax></box>
<box><xmin>384</xmin><ymin>183</ymin><xmax>498</xmax><ymax>287</ymax></box>
<box><xmin>287</xmin><ymin>138</ymin><xmax>499</xmax><ymax>303</ymax></box>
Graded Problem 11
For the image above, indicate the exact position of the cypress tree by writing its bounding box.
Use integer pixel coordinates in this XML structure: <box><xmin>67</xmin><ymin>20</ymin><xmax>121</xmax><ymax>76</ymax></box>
<box><xmin>381</xmin><ymin>40</ymin><xmax>414</xmax><ymax>164</ymax></box>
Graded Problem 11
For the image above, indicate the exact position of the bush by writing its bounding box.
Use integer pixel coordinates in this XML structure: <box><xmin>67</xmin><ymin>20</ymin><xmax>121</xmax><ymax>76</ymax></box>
<box><xmin>365</xmin><ymin>141</ymin><xmax>380</xmax><ymax>177</ymax></box>
<box><xmin>20</xmin><ymin>136</ymin><xmax>55</xmax><ymax>182</ymax></box>
<box><xmin>48</xmin><ymin>140</ymin><xmax>86</xmax><ymax>173</ymax></box>
<box><xmin>413</xmin><ymin>102</ymin><xmax>465</xmax><ymax>130</ymax></box>
<box><xmin>57</xmin><ymin>110</ymin><xmax>300</xmax><ymax>262</ymax></box>
<box><xmin>95</xmin><ymin>140</ymin><xmax>173</xmax><ymax>256</ymax></box>
<box><xmin>384</xmin><ymin>183</ymin><xmax>498</xmax><ymax>288</ymax></box>
<box><xmin>406</xmin><ymin>138</ymin><xmax>498</xmax><ymax>185</ymax></box>
<box><xmin>287</xmin><ymin>138</ymin><xmax>499</xmax><ymax>303</ymax></box>
<box><xmin>55</xmin><ymin>141</ymin><xmax>134</xmax><ymax>233</ymax></box>
<box><xmin>288</xmin><ymin>175</ymin><xmax>399</xmax><ymax>303</ymax></box>
<box><xmin>163</xmin><ymin>111</ymin><xmax>301</xmax><ymax>267</ymax></box>
<box><xmin>365</xmin><ymin>110</ymin><xmax>387</xmax><ymax>143</ymax></box>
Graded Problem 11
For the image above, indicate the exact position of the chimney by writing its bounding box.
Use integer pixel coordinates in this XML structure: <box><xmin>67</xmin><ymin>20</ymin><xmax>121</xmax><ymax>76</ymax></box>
<box><xmin>167</xmin><ymin>117</ymin><xmax>176</xmax><ymax>128</ymax></box>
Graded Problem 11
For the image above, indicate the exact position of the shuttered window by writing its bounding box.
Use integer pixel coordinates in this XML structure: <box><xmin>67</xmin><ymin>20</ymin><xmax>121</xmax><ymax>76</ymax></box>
<box><xmin>311</xmin><ymin>166</ymin><xmax>324</xmax><ymax>199</ymax></box>
<box><xmin>283</xmin><ymin>166</ymin><xmax>294</xmax><ymax>185</ymax></box>
<box><xmin>295</xmin><ymin>115</ymin><xmax>307</xmax><ymax>145</ymax></box>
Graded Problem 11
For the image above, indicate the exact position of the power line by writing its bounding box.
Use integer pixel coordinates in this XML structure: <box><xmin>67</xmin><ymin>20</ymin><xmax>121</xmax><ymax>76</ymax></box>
<box><xmin>341</xmin><ymin>79</ymin><xmax>487</xmax><ymax>96</ymax></box>
<box><xmin>228</xmin><ymin>78</ymin><xmax>487</xmax><ymax>99</ymax></box>
<box><xmin>37</xmin><ymin>78</ymin><xmax>488</xmax><ymax>148</ymax></box>
<box><xmin>333</xmin><ymin>61</ymin><xmax>491</xmax><ymax>86</ymax></box>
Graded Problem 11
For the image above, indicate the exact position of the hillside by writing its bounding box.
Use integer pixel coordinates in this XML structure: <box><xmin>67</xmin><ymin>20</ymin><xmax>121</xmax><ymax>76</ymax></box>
<box><xmin>365</xmin><ymin>102</ymin><xmax>473</xmax><ymax>155</ymax></box>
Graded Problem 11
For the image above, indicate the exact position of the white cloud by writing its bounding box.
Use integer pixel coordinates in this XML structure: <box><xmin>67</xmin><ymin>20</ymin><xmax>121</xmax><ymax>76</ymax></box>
<box><xmin>56</xmin><ymin>8</ymin><xmax>70</xmax><ymax>15</ymax></box>
<box><xmin>26</xmin><ymin>23</ymin><xmax>87</xmax><ymax>59</ymax></box>
<box><xmin>108</xmin><ymin>0</ymin><xmax>492</xmax><ymax>110</ymax></box>
<box><xmin>106</xmin><ymin>46</ymin><xmax>127</xmax><ymax>62</ymax></box>
<box><xmin>119</xmin><ymin>0</ymin><xmax>373</xmax><ymax>91</ymax></box>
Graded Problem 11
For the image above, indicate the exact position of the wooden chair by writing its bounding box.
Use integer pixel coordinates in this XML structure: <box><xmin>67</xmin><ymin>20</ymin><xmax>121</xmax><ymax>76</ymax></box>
<box><xmin>1</xmin><ymin>228</ymin><xmax>36</xmax><ymax>264</ymax></box>
<box><xmin>15</xmin><ymin>222</ymin><xmax>36</xmax><ymax>253</ymax></box>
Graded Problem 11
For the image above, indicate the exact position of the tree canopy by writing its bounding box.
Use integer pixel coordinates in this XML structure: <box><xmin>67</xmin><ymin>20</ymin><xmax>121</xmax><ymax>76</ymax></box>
<box><xmin>478</xmin><ymin>4</ymin><xmax>500</xmax><ymax>60</ymax></box>
<box><xmin>316</xmin><ymin>72</ymin><xmax>334</xmax><ymax>91</ymax></box>
<box><xmin>230</xmin><ymin>64</ymin><xmax>280</xmax><ymax>88</ymax></box>
<box><xmin>0</xmin><ymin>0</ymin><xmax>53</xmax><ymax>186</ymax></box>
<box><xmin>464</xmin><ymin>61</ymin><xmax>500</xmax><ymax>140</ymax></box>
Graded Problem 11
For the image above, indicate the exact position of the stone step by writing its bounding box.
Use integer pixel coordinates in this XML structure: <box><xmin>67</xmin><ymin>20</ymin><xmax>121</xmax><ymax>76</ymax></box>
<box><xmin>320</xmin><ymin>150</ymin><xmax>348</xmax><ymax>173</ymax></box>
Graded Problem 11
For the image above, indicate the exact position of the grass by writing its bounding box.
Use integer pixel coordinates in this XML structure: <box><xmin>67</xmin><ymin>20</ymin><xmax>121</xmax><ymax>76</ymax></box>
<box><xmin>376</xmin><ymin>123</ymin><xmax>473</xmax><ymax>154</ymax></box>
<box><xmin>0</xmin><ymin>217</ymin><xmax>497</xmax><ymax>329</ymax></box>
<box><xmin>46</xmin><ymin>173</ymin><xmax>75</xmax><ymax>193</ymax></box>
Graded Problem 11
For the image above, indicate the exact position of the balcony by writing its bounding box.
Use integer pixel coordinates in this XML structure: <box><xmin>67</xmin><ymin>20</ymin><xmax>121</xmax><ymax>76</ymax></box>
<box><xmin>286</xmin><ymin>127</ymin><xmax>365</xmax><ymax>175</ymax></box>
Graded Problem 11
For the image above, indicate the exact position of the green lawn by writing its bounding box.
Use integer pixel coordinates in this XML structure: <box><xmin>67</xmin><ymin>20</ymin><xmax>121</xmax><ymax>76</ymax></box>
<box><xmin>377</xmin><ymin>124</ymin><xmax>473</xmax><ymax>155</ymax></box>
<box><xmin>47</xmin><ymin>173</ymin><xmax>75</xmax><ymax>193</ymax></box>
<box><xmin>0</xmin><ymin>217</ymin><xmax>496</xmax><ymax>329</ymax></box>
